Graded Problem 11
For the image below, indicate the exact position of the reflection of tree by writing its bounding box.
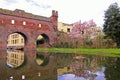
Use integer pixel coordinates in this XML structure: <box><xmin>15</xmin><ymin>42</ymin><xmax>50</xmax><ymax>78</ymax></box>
<box><xmin>105</xmin><ymin>57</ymin><xmax>120</xmax><ymax>80</ymax></box>
<box><xmin>57</xmin><ymin>53</ymin><xmax>118</xmax><ymax>79</ymax></box>
<box><xmin>70</xmin><ymin>55</ymin><xmax>114</xmax><ymax>79</ymax></box>
<box><xmin>70</xmin><ymin>57</ymin><xmax>97</xmax><ymax>79</ymax></box>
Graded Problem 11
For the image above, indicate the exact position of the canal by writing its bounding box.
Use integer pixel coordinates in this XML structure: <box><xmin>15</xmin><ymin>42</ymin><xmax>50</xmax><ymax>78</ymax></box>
<box><xmin>0</xmin><ymin>50</ymin><xmax>120</xmax><ymax>80</ymax></box>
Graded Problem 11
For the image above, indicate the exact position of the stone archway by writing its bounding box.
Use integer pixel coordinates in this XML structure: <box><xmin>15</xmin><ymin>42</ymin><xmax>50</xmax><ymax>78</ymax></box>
<box><xmin>0</xmin><ymin>8</ymin><xmax>58</xmax><ymax>50</ymax></box>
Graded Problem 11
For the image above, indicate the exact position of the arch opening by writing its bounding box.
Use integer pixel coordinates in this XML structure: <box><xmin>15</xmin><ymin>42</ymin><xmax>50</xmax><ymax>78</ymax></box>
<box><xmin>7</xmin><ymin>32</ymin><xmax>27</xmax><ymax>50</ymax></box>
<box><xmin>36</xmin><ymin>34</ymin><xmax>50</xmax><ymax>48</ymax></box>
<box><xmin>6</xmin><ymin>32</ymin><xmax>26</xmax><ymax>68</ymax></box>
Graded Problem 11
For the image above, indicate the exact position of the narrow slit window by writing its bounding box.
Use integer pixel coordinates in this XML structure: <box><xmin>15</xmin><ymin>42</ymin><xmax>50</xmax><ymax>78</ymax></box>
<box><xmin>11</xmin><ymin>20</ymin><xmax>15</xmax><ymax>24</ymax></box>
<box><xmin>38</xmin><ymin>24</ymin><xmax>41</xmax><ymax>28</ymax></box>
<box><xmin>23</xmin><ymin>21</ymin><xmax>26</xmax><ymax>25</ymax></box>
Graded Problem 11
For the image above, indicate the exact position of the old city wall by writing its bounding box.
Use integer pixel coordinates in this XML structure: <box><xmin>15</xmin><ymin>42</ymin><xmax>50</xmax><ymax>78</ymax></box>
<box><xmin>0</xmin><ymin>8</ymin><xmax>58</xmax><ymax>50</ymax></box>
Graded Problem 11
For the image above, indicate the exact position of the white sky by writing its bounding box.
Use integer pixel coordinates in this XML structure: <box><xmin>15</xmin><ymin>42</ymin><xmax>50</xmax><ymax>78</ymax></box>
<box><xmin>0</xmin><ymin>0</ymin><xmax>119</xmax><ymax>26</ymax></box>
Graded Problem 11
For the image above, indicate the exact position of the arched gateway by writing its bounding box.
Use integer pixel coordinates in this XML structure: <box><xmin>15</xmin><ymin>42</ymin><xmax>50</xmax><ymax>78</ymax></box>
<box><xmin>0</xmin><ymin>8</ymin><xmax>58</xmax><ymax>50</ymax></box>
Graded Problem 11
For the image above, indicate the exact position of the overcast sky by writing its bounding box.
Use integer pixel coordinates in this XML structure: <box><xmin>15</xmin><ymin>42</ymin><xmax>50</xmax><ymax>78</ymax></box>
<box><xmin>0</xmin><ymin>0</ymin><xmax>119</xmax><ymax>26</ymax></box>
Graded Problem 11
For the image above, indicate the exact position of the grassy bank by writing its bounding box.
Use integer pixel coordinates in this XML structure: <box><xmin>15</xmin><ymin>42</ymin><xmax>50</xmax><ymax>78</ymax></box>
<box><xmin>37</xmin><ymin>48</ymin><xmax>120</xmax><ymax>57</ymax></box>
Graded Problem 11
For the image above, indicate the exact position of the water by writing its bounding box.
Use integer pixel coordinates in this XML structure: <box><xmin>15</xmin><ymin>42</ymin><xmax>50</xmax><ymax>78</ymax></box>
<box><xmin>57</xmin><ymin>53</ymin><xmax>120</xmax><ymax>80</ymax></box>
<box><xmin>0</xmin><ymin>50</ymin><xmax>120</xmax><ymax>80</ymax></box>
<box><xmin>0</xmin><ymin>50</ymin><xmax>57</xmax><ymax>80</ymax></box>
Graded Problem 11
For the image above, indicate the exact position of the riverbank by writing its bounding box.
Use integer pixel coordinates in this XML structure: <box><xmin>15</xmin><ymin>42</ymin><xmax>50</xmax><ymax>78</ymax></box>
<box><xmin>37</xmin><ymin>48</ymin><xmax>120</xmax><ymax>57</ymax></box>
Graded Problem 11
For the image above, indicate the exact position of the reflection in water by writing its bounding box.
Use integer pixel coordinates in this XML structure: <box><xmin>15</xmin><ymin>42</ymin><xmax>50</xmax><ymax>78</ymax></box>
<box><xmin>105</xmin><ymin>57</ymin><xmax>120</xmax><ymax>80</ymax></box>
<box><xmin>57</xmin><ymin>53</ymin><xmax>118</xmax><ymax>80</ymax></box>
<box><xmin>6</xmin><ymin>50</ymin><xmax>24</xmax><ymax>68</ymax></box>
<box><xmin>36</xmin><ymin>53</ymin><xmax>49</xmax><ymax>66</ymax></box>
<box><xmin>70</xmin><ymin>57</ymin><xmax>98</xmax><ymax>79</ymax></box>
<box><xmin>0</xmin><ymin>51</ymin><xmax>57</xmax><ymax>80</ymax></box>
<box><xmin>58</xmin><ymin>66</ymin><xmax>106</xmax><ymax>80</ymax></box>
<box><xmin>0</xmin><ymin>51</ymin><xmax>120</xmax><ymax>80</ymax></box>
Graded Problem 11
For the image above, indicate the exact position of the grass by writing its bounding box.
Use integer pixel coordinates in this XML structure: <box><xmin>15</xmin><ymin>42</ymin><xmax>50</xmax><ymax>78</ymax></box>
<box><xmin>37</xmin><ymin>48</ymin><xmax>120</xmax><ymax>57</ymax></box>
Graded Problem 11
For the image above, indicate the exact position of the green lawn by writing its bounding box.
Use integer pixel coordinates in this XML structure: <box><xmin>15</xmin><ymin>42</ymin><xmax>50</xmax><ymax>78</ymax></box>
<box><xmin>37</xmin><ymin>48</ymin><xmax>120</xmax><ymax>57</ymax></box>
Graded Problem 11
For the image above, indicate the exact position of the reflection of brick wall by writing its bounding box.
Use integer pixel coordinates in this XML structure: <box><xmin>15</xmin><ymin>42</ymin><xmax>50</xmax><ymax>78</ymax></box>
<box><xmin>0</xmin><ymin>51</ymin><xmax>57</xmax><ymax>80</ymax></box>
<box><xmin>0</xmin><ymin>8</ymin><xmax>58</xmax><ymax>50</ymax></box>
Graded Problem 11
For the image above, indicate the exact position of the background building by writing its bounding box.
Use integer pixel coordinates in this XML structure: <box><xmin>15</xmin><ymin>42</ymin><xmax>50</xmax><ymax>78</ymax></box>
<box><xmin>58</xmin><ymin>22</ymin><xmax>73</xmax><ymax>33</ymax></box>
<box><xmin>7</xmin><ymin>33</ymin><xmax>24</xmax><ymax>50</ymax></box>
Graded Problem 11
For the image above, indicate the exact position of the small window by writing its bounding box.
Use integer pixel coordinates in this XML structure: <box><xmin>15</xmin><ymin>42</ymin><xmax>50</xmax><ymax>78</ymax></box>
<box><xmin>11</xmin><ymin>20</ymin><xmax>15</xmax><ymax>24</ymax></box>
<box><xmin>23</xmin><ymin>21</ymin><xmax>26</xmax><ymax>25</ymax></box>
<box><xmin>67</xmin><ymin>28</ymin><xmax>70</xmax><ymax>32</ymax></box>
<box><xmin>38</xmin><ymin>24</ymin><xmax>41</xmax><ymax>28</ymax></box>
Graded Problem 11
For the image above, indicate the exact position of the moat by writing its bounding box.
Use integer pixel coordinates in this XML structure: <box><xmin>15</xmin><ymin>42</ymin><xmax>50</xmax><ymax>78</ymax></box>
<box><xmin>0</xmin><ymin>50</ymin><xmax>120</xmax><ymax>80</ymax></box>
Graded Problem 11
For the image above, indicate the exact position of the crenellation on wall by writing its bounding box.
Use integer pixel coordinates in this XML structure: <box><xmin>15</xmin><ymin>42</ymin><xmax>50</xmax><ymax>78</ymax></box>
<box><xmin>0</xmin><ymin>8</ymin><xmax>14</xmax><ymax>15</ymax></box>
<box><xmin>52</xmin><ymin>10</ymin><xmax>58</xmax><ymax>17</ymax></box>
<box><xmin>0</xmin><ymin>8</ymin><xmax>50</xmax><ymax>22</ymax></box>
<box><xmin>50</xmin><ymin>10</ymin><xmax>58</xmax><ymax>32</ymax></box>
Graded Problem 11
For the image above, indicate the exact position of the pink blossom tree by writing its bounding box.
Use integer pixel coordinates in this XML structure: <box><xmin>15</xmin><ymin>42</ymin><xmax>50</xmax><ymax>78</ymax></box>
<box><xmin>70</xmin><ymin>19</ymin><xmax>96</xmax><ymax>39</ymax></box>
<box><xmin>69</xmin><ymin>20</ymin><xmax>97</xmax><ymax>48</ymax></box>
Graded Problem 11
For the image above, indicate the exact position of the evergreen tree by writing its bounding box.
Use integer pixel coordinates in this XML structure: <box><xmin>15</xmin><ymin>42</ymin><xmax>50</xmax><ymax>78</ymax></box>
<box><xmin>103</xmin><ymin>3</ymin><xmax>120</xmax><ymax>48</ymax></box>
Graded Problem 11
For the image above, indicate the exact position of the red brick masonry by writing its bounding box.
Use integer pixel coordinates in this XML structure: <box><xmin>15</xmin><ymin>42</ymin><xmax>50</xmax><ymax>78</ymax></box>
<box><xmin>0</xmin><ymin>8</ymin><xmax>58</xmax><ymax>50</ymax></box>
